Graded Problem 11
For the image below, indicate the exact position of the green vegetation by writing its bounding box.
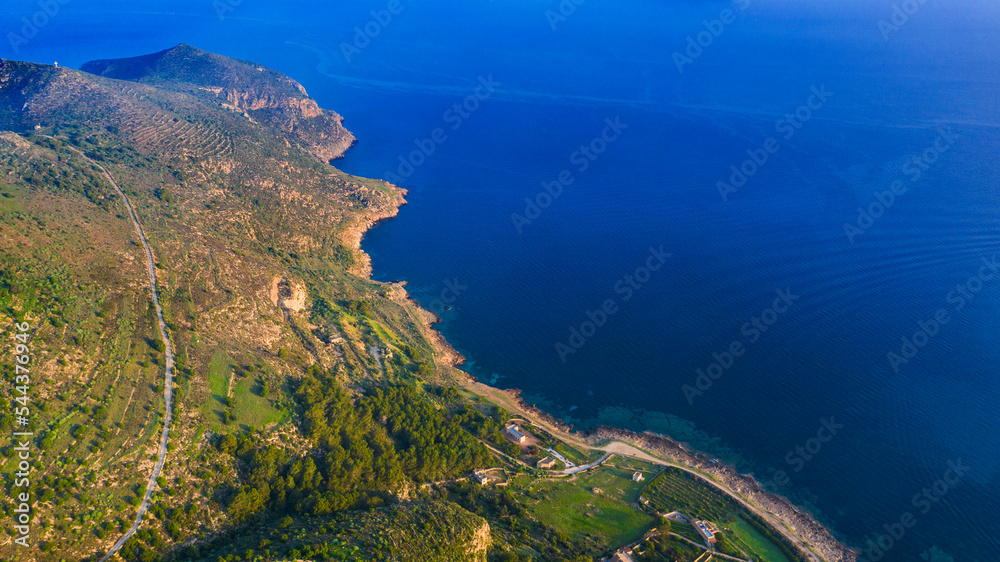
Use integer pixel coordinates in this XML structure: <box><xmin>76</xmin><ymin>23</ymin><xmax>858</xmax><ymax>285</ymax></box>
<box><xmin>642</xmin><ymin>468</ymin><xmax>809</xmax><ymax>562</ymax></box>
<box><xmin>668</xmin><ymin>520</ymin><xmax>704</xmax><ymax>543</ymax></box>
<box><xmin>230</xmin><ymin>375</ymin><xmax>283</xmax><ymax>429</ymax></box>
<box><xmin>633</xmin><ymin>532</ymin><xmax>705</xmax><ymax>561</ymax></box>
<box><xmin>726</xmin><ymin>515</ymin><xmax>792</xmax><ymax>562</ymax></box>
<box><xmin>187</xmin><ymin>501</ymin><xmax>489</xmax><ymax>561</ymax></box>
<box><xmin>642</xmin><ymin>467</ymin><xmax>742</xmax><ymax>521</ymax></box>
<box><xmin>215</xmin><ymin>367</ymin><xmax>490</xmax><ymax>525</ymax></box>
<box><xmin>522</xmin><ymin>467</ymin><xmax>656</xmax><ymax>547</ymax></box>
<box><xmin>203</xmin><ymin>350</ymin><xmax>232</xmax><ymax>426</ymax></box>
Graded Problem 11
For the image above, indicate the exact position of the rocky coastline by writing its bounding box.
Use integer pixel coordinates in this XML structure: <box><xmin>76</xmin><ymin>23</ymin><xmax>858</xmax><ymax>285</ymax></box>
<box><xmin>356</xmin><ymin>144</ymin><xmax>858</xmax><ymax>562</ymax></box>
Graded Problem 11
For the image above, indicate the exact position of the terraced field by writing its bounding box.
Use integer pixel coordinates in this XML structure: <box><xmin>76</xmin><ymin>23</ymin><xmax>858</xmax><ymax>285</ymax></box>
<box><xmin>100</xmin><ymin>84</ymin><xmax>236</xmax><ymax>160</ymax></box>
<box><xmin>122</xmin><ymin>109</ymin><xmax>234</xmax><ymax>159</ymax></box>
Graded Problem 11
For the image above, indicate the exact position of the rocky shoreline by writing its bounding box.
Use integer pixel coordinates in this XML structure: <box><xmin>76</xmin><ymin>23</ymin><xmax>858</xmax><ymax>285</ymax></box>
<box><xmin>591</xmin><ymin>426</ymin><xmax>858</xmax><ymax>562</ymax></box>
<box><xmin>357</xmin><ymin>179</ymin><xmax>858</xmax><ymax>562</ymax></box>
<box><xmin>451</xmin><ymin>375</ymin><xmax>858</xmax><ymax>562</ymax></box>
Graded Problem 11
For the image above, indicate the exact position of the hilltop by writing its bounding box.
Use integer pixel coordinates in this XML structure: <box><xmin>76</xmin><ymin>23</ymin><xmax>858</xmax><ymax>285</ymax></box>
<box><xmin>80</xmin><ymin>43</ymin><xmax>355</xmax><ymax>163</ymax></box>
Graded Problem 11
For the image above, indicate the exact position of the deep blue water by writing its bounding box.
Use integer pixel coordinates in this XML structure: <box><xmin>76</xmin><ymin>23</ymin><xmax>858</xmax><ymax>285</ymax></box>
<box><xmin>5</xmin><ymin>0</ymin><xmax>1000</xmax><ymax>559</ymax></box>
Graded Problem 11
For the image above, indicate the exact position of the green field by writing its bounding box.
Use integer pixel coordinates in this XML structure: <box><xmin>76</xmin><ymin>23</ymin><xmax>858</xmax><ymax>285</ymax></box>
<box><xmin>523</xmin><ymin>467</ymin><xmax>656</xmax><ymax>546</ymax></box>
<box><xmin>726</xmin><ymin>516</ymin><xmax>793</xmax><ymax>562</ymax></box>
<box><xmin>193</xmin><ymin>501</ymin><xmax>490</xmax><ymax>561</ymax></box>
<box><xmin>201</xmin><ymin>350</ymin><xmax>283</xmax><ymax>430</ymax></box>
<box><xmin>552</xmin><ymin>442</ymin><xmax>602</xmax><ymax>465</ymax></box>
<box><xmin>0</xmin><ymin>51</ymin><xmax>836</xmax><ymax>562</ymax></box>
<box><xmin>658</xmin><ymin>534</ymin><xmax>706</xmax><ymax>560</ymax></box>
<box><xmin>231</xmin><ymin>374</ymin><xmax>283</xmax><ymax>429</ymax></box>
<box><xmin>641</xmin><ymin>467</ymin><xmax>742</xmax><ymax>522</ymax></box>
<box><xmin>641</xmin><ymin>469</ymin><xmax>803</xmax><ymax>562</ymax></box>
<box><xmin>202</xmin><ymin>350</ymin><xmax>232</xmax><ymax>426</ymax></box>
<box><xmin>669</xmin><ymin>521</ymin><xmax>703</xmax><ymax>543</ymax></box>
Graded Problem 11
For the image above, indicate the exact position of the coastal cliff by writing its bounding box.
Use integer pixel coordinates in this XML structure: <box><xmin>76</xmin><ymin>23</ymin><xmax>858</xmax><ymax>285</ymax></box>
<box><xmin>81</xmin><ymin>44</ymin><xmax>355</xmax><ymax>162</ymax></box>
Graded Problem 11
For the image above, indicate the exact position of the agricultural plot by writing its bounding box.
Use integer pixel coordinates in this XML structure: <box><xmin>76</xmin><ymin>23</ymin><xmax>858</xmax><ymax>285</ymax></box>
<box><xmin>669</xmin><ymin>521</ymin><xmax>704</xmax><ymax>543</ymax></box>
<box><xmin>725</xmin><ymin>515</ymin><xmax>793</xmax><ymax>562</ymax></box>
<box><xmin>0</xmin><ymin>171</ymin><xmax>170</xmax><ymax>554</ymax></box>
<box><xmin>522</xmin><ymin>467</ymin><xmax>656</xmax><ymax>547</ymax></box>
<box><xmin>0</xmin><ymin>54</ymin><xmax>455</xmax><ymax>559</ymax></box>
<box><xmin>642</xmin><ymin>469</ymin><xmax>805</xmax><ymax>562</ymax></box>
<box><xmin>120</xmin><ymin>107</ymin><xmax>235</xmax><ymax>160</ymax></box>
<box><xmin>190</xmin><ymin>501</ymin><xmax>489</xmax><ymax>561</ymax></box>
<box><xmin>641</xmin><ymin>467</ymin><xmax>742</xmax><ymax>522</ymax></box>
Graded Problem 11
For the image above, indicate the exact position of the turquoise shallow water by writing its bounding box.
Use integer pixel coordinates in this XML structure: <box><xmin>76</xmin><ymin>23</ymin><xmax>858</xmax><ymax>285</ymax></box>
<box><xmin>6</xmin><ymin>0</ymin><xmax>1000</xmax><ymax>559</ymax></box>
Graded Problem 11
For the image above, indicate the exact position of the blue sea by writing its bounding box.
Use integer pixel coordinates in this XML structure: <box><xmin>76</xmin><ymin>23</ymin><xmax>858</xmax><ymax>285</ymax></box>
<box><xmin>5</xmin><ymin>0</ymin><xmax>1000</xmax><ymax>559</ymax></box>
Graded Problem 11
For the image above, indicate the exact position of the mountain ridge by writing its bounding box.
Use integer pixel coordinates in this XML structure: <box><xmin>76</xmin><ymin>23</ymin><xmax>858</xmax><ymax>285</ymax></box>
<box><xmin>79</xmin><ymin>43</ymin><xmax>355</xmax><ymax>163</ymax></box>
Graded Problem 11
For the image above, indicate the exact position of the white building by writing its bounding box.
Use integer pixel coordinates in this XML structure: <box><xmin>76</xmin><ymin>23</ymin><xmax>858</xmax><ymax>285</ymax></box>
<box><xmin>504</xmin><ymin>424</ymin><xmax>527</xmax><ymax>444</ymax></box>
<box><xmin>472</xmin><ymin>470</ymin><xmax>491</xmax><ymax>485</ymax></box>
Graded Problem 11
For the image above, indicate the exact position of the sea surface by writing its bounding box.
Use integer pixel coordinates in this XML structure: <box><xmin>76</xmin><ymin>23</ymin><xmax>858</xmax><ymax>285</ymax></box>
<box><xmin>5</xmin><ymin>0</ymin><xmax>1000</xmax><ymax>559</ymax></box>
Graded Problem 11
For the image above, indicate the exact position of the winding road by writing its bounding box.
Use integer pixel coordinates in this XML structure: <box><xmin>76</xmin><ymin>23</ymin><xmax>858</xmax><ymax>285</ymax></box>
<box><xmin>53</xmin><ymin>142</ymin><xmax>175</xmax><ymax>561</ymax></box>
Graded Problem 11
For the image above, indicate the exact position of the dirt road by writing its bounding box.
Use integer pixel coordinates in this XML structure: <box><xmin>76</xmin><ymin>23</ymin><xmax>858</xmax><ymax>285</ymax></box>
<box><xmin>54</xmin><ymin>143</ymin><xmax>176</xmax><ymax>561</ymax></box>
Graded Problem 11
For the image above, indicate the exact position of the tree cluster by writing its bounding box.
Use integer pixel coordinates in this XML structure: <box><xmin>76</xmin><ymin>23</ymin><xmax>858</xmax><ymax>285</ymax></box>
<box><xmin>216</xmin><ymin>367</ymin><xmax>491</xmax><ymax>525</ymax></box>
